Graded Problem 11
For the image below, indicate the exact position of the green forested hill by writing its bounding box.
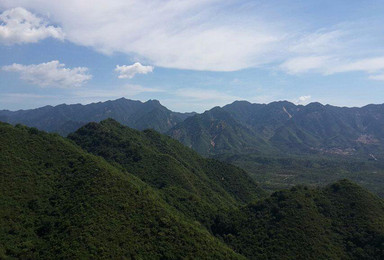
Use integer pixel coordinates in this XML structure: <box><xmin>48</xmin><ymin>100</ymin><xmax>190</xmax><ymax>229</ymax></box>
<box><xmin>213</xmin><ymin>180</ymin><xmax>384</xmax><ymax>259</ymax></box>
<box><xmin>167</xmin><ymin>107</ymin><xmax>271</xmax><ymax>156</ymax></box>
<box><xmin>0</xmin><ymin>122</ymin><xmax>242</xmax><ymax>259</ymax></box>
<box><xmin>1</xmin><ymin>121</ymin><xmax>384</xmax><ymax>259</ymax></box>
<box><xmin>68</xmin><ymin>119</ymin><xmax>265</xmax><ymax>227</ymax></box>
<box><xmin>3</xmin><ymin>98</ymin><xmax>384</xmax><ymax>197</ymax></box>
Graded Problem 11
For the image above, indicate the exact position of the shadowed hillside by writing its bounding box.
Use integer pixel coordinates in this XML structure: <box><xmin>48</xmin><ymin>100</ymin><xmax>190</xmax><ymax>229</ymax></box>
<box><xmin>213</xmin><ymin>180</ymin><xmax>384</xmax><ymax>259</ymax></box>
<box><xmin>68</xmin><ymin>119</ymin><xmax>265</xmax><ymax>227</ymax></box>
<box><xmin>1</xmin><ymin>122</ymin><xmax>384</xmax><ymax>259</ymax></box>
<box><xmin>0</xmin><ymin>122</ymin><xmax>242</xmax><ymax>259</ymax></box>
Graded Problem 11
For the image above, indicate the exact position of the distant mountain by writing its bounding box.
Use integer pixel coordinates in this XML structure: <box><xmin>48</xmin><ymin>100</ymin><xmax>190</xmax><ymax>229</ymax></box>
<box><xmin>167</xmin><ymin>107</ymin><xmax>272</xmax><ymax>156</ymax></box>
<box><xmin>0</xmin><ymin>98</ymin><xmax>194</xmax><ymax>135</ymax></box>
<box><xmin>3</xmin><ymin>98</ymin><xmax>383</xmax><ymax>157</ymax></box>
<box><xmin>68</xmin><ymin>119</ymin><xmax>265</xmax><ymax>227</ymax></box>
<box><xmin>168</xmin><ymin>100</ymin><xmax>384</xmax><ymax>158</ymax></box>
<box><xmin>3</xmin><ymin>98</ymin><xmax>384</xmax><ymax>196</ymax></box>
<box><xmin>167</xmin><ymin>101</ymin><xmax>384</xmax><ymax>196</ymax></box>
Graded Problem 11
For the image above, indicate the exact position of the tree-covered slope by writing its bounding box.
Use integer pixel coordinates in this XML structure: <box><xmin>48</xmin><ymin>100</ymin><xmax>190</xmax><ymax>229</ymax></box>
<box><xmin>222</xmin><ymin>101</ymin><xmax>384</xmax><ymax>157</ymax></box>
<box><xmin>0</xmin><ymin>122</ymin><xmax>243</xmax><ymax>259</ymax></box>
<box><xmin>167</xmin><ymin>100</ymin><xmax>384</xmax><ymax>159</ymax></box>
<box><xmin>169</xmin><ymin>101</ymin><xmax>384</xmax><ymax>197</ymax></box>
<box><xmin>167</xmin><ymin>107</ymin><xmax>271</xmax><ymax>156</ymax></box>
<box><xmin>216</xmin><ymin>152</ymin><xmax>384</xmax><ymax>198</ymax></box>
<box><xmin>68</xmin><ymin>119</ymin><xmax>265</xmax><ymax>227</ymax></box>
<box><xmin>2</xmin><ymin>122</ymin><xmax>384</xmax><ymax>259</ymax></box>
<box><xmin>213</xmin><ymin>180</ymin><xmax>384</xmax><ymax>259</ymax></box>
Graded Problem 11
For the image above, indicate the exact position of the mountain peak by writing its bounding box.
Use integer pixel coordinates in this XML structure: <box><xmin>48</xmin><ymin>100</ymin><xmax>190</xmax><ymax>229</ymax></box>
<box><xmin>268</xmin><ymin>100</ymin><xmax>295</xmax><ymax>107</ymax></box>
<box><xmin>306</xmin><ymin>101</ymin><xmax>324</xmax><ymax>107</ymax></box>
<box><xmin>229</xmin><ymin>100</ymin><xmax>252</xmax><ymax>106</ymax></box>
<box><xmin>145</xmin><ymin>99</ymin><xmax>161</xmax><ymax>105</ymax></box>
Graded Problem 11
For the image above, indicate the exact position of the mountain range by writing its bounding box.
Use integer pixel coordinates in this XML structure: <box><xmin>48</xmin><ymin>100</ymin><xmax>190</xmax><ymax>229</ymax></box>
<box><xmin>1</xmin><ymin>98</ymin><xmax>384</xmax><ymax>196</ymax></box>
<box><xmin>0</xmin><ymin>98</ymin><xmax>194</xmax><ymax>136</ymax></box>
<box><xmin>1</xmin><ymin>120</ymin><xmax>383</xmax><ymax>259</ymax></box>
<box><xmin>2</xmin><ymin>98</ymin><xmax>383</xmax><ymax>159</ymax></box>
<box><xmin>169</xmin><ymin>100</ymin><xmax>384</xmax><ymax>158</ymax></box>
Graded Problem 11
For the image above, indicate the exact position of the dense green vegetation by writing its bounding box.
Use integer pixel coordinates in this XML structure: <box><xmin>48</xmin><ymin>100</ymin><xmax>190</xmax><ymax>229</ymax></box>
<box><xmin>68</xmin><ymin>119</ymin><xmax>264</xmax><ymax>227</ymax></box>
<box><xmin>167</xmin><ymin>107</ymin><xmax>270</xmax><ymax>156</ymax></box>
<box><xmin>1</xmin><ymin>120</ymin><xmax>384</xmax><ymax>259</ymax></box>
<box><xmin>168</xmin><ymin>100</ymin><xmax>384</xmax><ymax>197</ymax></box>
<box><xmin>2</xmin><ymin>98</ymin><xmax>384</xmax><ymax>198</ymax></box>
<box><xmin>169</xmin><ymin>101</ymin><xmax>384</xmax><ymax>159</ymax></box>
<box><xmin>216</xmin><ymin>153</ymin><xmax>384</xmax><ymax>197</ymax></box>
<box><xmin>0</xmin><ymin>122</ymin><xmax>242</xmax><ymax>259</ymax></box>
<box><xmin>213</xmin><ymin>180</ymin><xmax>384</xmax><ymax>259</ymax></box>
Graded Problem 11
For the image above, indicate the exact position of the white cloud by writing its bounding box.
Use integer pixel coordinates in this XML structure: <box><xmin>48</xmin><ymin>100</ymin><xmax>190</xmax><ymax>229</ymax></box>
<box><xmin>0</xmin><ymin>2</ymin><xmax>383</xmax><ymax>81</ymax></box>
<box><xmin>115</xmin><ymin>63</ymin><xmax>154</xmax><ymax>79</ymax></box>
<box><xmin>297</xmin><ymin>95</ymin><xmax>311</xmax><ymax>104</ymax></box>
<box><xmin>0</xmin><ymin>7</ymin><xmax>64</xmax><ymax>45</ymax></box>
<box><xmin>289</xmin><ymin>30</ymin><xmax>347</xmax><ymax>55</ymax></box>
<box><xmin>329</xmin><ymin>57</ymin><xmax>384</xmax><ymax>74</ymax></box>
<box><xmin>277</xmin><ymin>21</ymin><xmax>384</xmax><ymax>81</ymax></box>
<box><xmin>369</xmin><ymin>74</ymin><xmax>384</xmax><ymax>81</ymax></box>
<box><xmin>281</xmin><ymin>55</ymin><xmax>384</xmax><ymax>80</ymax></box>
<box><xmin>280</xmin><ymin>56</ymin><xmax>333</xmax><ymax>74</ymax></box>
<box><xmin>2</xmin><ymin>60</ymin><xmax>92</xmax><ymax>88</ymax></box>
<box><xmin>0</xmin><ymin>1</ymin><xmax>281</xmax><ymax>71</ymax></box>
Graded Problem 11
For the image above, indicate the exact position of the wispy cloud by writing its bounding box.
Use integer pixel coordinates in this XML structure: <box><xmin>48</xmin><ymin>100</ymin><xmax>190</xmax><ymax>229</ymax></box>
<box><xmin>0</xmin><ymin>1</ymin><xmax>281</xmax><ymax>71</ymax></box>
<box><xmin>0</xmin><ymin>2</ymin><xmax>383</xmax><ymax>82</ymax></box>
<box><xmin>0</xmin><ymin>7</ymin><xmax>64</xmax><ymax>45</ymax></box>
<box><xmin>369</xmin><ymin>74</ymin><xmax>384</xmax><ymax>81</ymax></box>
<box><xmin>280</xmin><ymin>22</ymin><xmax>384</xmax><ymax>81</ymax></box>
<box><xmin>280</xmin><ymin>56</ymin><xmax>333</xmax><ymax>74</ymax></box>
<box><xmin>288</xmin><ymin>30</ymin><xmax>347</xmax><ymax>55</ymax></box>
<box><xmin>281</xmin><ymin>55</ymin><xmax>384</xmax><ymax>81</ymax></box>
<box><xmin>115</xmin><ymin>63</ymin><xmax>154</xmax><ymax>79</ymax></box>
<box><xmin>329</xmin><ymin>57</ymin><xmax>384</xmax><ymax>75</ymax></box>
<box><xmin>2</xmin><ymin>60</ymin><xmax>92</xmax><ymax>88</ymax></box>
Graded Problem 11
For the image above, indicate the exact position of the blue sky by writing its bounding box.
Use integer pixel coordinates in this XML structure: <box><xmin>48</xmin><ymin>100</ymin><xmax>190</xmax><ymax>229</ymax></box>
<box><xmin>0</xmin><ymin>0</ymin><xmax>383</xmax><ymax>112</ymax></box>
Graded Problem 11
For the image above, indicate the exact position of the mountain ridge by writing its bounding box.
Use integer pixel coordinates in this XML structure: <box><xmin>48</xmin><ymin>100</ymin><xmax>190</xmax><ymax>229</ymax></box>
<box><xmin>68</xmin><ymin>119</ymin><xmax>265</xmax><ymax>227</ymax></box>
<box><xmin>0</xmin><ymin>98</ymin><xmax>195</xmax><ymax>135</ymax></box>
<box><xmin>2</xmin><ymin>97</ymin><xmax>384</xmax><ymax>195</ymax></box>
